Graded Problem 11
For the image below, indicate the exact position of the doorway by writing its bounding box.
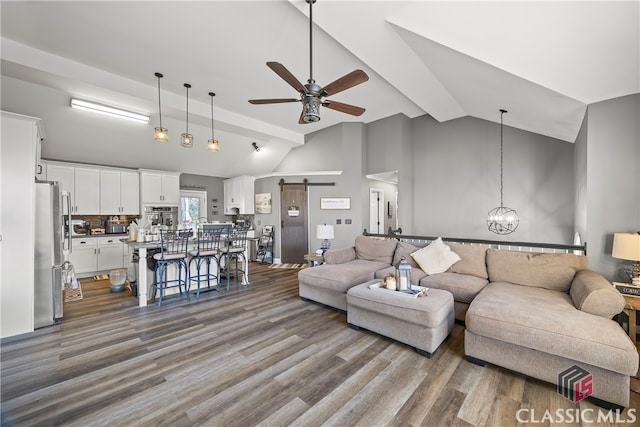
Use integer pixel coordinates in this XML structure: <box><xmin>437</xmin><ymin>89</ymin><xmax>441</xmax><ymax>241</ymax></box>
<box><xmin>280</xmin><ymin>184</ymin><xmax>308</xmax><ymax>263</ymax></box>
<box><xmin>369</xmin><ymin>188</ymin><xmax>384</xmax><ymax>234</ymax></box>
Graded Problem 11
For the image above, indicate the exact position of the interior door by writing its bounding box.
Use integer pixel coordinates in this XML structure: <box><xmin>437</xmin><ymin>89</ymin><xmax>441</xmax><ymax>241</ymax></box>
<box><xmin>280</xmin><ymin>184</ymin><xmax>308</xmax><ymax>263</ymax></box>
<box><xmin>369</xmin><ymin>188</ymin><xmax>384</xmax><ymax>234</ymax></box>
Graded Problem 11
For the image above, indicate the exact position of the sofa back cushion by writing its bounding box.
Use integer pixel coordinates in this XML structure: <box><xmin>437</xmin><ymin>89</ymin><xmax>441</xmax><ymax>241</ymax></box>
<box><xmin>392</xmin><ymin>241</ymin><xmax>421</xmax><ymax>268</ymax></box>
<box><xmin>355</xmin><ymin>236</ymin><xmax>397</xmax><ymax>265</ymax></box>
<box><xmin>447</xmin><ymin>243</ymin><xmax>489</xmax><ymax>279</ymax></box>
<box><xmin>486</xmin><ymin>249</ymin><xmax>587</xmax><ymax>292</ymax></box>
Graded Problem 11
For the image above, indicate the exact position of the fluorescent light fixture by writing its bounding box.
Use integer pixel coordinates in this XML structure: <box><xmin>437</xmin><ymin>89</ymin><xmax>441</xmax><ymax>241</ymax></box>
<box><xmin>70</xmin><ymin>98</ymin><xmax>149</xmax><ymax>124</ymax></box>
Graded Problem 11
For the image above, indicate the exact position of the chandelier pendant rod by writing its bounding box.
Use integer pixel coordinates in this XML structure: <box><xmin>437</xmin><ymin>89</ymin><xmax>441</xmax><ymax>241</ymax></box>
<box><xmin>500</xmin><ymin>108</ymin><xmax>506</xmax><ymax>208</ymax></box>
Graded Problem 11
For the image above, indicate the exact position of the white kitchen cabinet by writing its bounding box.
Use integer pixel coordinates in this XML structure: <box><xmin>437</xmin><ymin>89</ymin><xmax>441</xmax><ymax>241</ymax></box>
<box><xmin>70</xmin><ymin>237</ymin><xmax>125</xmax><ymax>276</ymax></box>
<box><xmin>139</xmin><ymin>170</ymin><xmax>180</xmax><ymax>205</ymax></box>
<box><xmin>224</xmin><ymin>175</ymin><xmax>254</xmax><ymax>214</ymax></box>
<box><xmin>70</xmin><ymin>238</ymin><xmax>98</xmax><ymax>274</ymax></box>
<box><xmin>34</xmin><ymin>121</ymin><xmax>46</xmax><ymax>180</ymax></box>
<box><xmin>96</xmin><ymin>237</ymin><xmax>124</xmax><ymax>271</ymax></box>
<box><xmin>47</xmin><ymin>163</ymin><xmax>100</xmax><ymax>214</ymax></box>
<box><xmin>100</xmin><ymin>169</ymin><xmax>139</xmax><ymax>214</ymax></box>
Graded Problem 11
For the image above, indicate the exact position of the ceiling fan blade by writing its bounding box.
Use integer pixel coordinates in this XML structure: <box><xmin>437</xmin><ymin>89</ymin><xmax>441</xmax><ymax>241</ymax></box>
<box><xmin>320</xmin><ymin>69</ymin><xmax>369</xmax><ymax>97</ymax></box>
<box><xmin>267</xmin><ymin>62</ymin><xmax>307</xmax><ymax>94</ymax></box>
<box><xmin>248</xmin><ymin>98</ymin><xmax>299</xmax><ymax>105</ymax></box>
<box><xmin>323</xmin><ymin>100</ymin><xmax>366</xmax><ymax>116</ymax></box>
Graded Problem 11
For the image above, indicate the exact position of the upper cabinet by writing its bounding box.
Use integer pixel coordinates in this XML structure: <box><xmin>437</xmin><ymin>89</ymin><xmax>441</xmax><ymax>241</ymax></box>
<box><xmin>100</xmin><ymin>169</ymin><xmax>140</xmax><ymax>215</ymax></box>
<box><xmin>224</xmin><ymin>175</ymin><xmax>254</xmax><ymax>214</ymax></box>
<box><xmin>46</xmin><ymin>163</ymin><xmax>100</xmax><ymax>214</ymax></box>
<box><xmin>45</xmin><ymin>161</ymin><xmax>139</xmax><ymax>215</ymax></box>
<box><xmin>34</xmin><ymin>120</ymin><xmax>45</xmax><ymax>180</ymax></box>
<box><xmin>139</xmin><ymin>170</ymin><xmax>180</xmax><ymax>206</ymax></box>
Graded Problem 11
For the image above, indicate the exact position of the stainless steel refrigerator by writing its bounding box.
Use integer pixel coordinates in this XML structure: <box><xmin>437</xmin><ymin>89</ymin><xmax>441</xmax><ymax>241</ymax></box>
<box><xmin>34</xmin><ymin>181</ymin><xmax>72</xmax><ymax>328</ymax></box>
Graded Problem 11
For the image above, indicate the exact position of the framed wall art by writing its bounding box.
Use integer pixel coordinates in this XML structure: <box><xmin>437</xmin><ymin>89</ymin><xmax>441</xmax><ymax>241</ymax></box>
<box><xmin>255</xmin><ymin>192</ymin><xmax>272</xmax><ymax>214</ymax></box>
<box><xmin>320</xmin><ymin>197</ymin><xmax>351</xmax><ymax>210</ymax></box>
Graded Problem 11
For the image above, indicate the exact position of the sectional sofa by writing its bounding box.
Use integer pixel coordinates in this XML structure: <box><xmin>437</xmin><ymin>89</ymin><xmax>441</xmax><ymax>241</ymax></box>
<box><xmin>298</xmin><ymin>235</ymin><xmax>639</xmax><ymax>408</ymax></box>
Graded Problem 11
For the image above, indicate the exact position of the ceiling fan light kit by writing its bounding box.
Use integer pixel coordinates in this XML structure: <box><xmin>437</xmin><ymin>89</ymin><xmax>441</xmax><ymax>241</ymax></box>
<box><xmin>153</xmin><ymin>72</ymin><xmax>169</xmax><ymax>143</ymax></box>
<box><xmin>180</xmin><ymin>83</ymin><xmax>193</xmax><ymax>148</ymax></box>
<box><xmin>248</xmin><ymin>0</ymin><xmax>368</xmax><ymax>124</ymax></box>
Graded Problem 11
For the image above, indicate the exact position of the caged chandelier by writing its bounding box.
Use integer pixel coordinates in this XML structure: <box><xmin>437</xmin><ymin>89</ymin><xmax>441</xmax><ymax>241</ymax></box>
<box><xmin>486</xmin><ymin>109</ymin><xmax>519</xmax><ymax>235</ymax></box>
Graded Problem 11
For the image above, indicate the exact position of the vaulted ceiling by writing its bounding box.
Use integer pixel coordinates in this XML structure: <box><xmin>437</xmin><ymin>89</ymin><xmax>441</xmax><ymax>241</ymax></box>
<box><xmin>1</xmin><ymin>1</ymin><xmax>638</xmax><ymax>177</ymax></box>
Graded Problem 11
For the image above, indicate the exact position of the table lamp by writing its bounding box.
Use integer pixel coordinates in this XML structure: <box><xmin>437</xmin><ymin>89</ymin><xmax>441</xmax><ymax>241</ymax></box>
<box><xmin>316</xmin><ymin>224</ymin><xmax>334</xmax><ymax>253</ymax></box>
<box><xmin>612</xmin><ymin>232</ymin><xmax>640</xmax><ymax>285</ymax></box>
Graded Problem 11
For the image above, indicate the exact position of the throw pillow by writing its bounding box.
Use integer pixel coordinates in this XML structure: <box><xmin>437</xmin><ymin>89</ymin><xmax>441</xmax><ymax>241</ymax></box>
<box><xmin>411</xmin><ymin>237</ymin><xmax>461</xmax><ymax>275</ymax></box>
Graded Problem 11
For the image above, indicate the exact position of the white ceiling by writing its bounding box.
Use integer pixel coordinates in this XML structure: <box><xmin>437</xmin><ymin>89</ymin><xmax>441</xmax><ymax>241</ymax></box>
<box><xmin>1</xmin><ymin>1</ymin><xmax>638</xmax><ymax>178</ymax></box>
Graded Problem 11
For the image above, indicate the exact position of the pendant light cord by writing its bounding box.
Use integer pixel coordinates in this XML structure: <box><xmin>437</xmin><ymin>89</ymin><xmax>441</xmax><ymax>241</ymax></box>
<box><xmin>210</xmin><ymin>92</ymin><xmax>215</xmax><ymax>140</ymax></box>
<box><xmin>185</xmin><ymin>84</ymin><xmax>190</xmax><ymax>134</ymax></box>
<box><xmin>156</xmin><ymin>73</ymin><xmax>163</xmax><ymax>128</ymax></box>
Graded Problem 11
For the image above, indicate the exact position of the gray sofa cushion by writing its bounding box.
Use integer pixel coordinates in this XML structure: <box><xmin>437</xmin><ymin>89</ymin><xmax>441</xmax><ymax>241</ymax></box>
<box><xmin>298</xmin><ymin>259</ymin><xmax>390</xmax><ymax>293</ymax></box>
<box><xmin>570</xmin><ymin>269</ymin><xmax>625</xmax><ymax>318</ymax></box>
<box><xmin>355</xmin><ymin>236</ymin><xmax>397</xmax><ymax>264</ymax></box>
<box><xmin>324</xmin><ymin>246</ymin><xmax>356</xmax><ymax>264</ymax></box>
<box><xmin>466</xmin><ymin>282</ymin><xmax>638</xmax><ymax>375</ymax></box>
<box><xmin>447</xmin><ymin>243</ymin><xmax>489</xmax><ymax>279</ymax></box>
<box><xmin>391</xmin><ymin>241</ymin><xmax>422</xmax><ymax>268</ymax></box>
<box><xmin>486</xmin><ymin>249</ymin><xmax>587</xmax><ymax>292</ymax></box>
<box><xmin>420</xmin><ymin>272</ymin><xmax>488</xmax><ymax>304</ymax></box>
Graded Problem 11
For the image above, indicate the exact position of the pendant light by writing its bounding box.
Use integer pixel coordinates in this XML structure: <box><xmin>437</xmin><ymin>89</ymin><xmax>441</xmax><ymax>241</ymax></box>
<box><xmin>207</xmin><ymin>92</ymin><xmax>219</xmax><ymax>153</ymax></box>
<box><xmin>487</xmin><ymin>109</ymin><xmax>519</xmax><ymax>235</ymax></box>
<box><xmin>180</xmin><ymin>83</ymin><xmax>193</xmax><ymax>148</ymax></box>
<box><xmin>153</xmin><ymin>72</ymin><xmax>168</xmax><ymax>142</ymax></box>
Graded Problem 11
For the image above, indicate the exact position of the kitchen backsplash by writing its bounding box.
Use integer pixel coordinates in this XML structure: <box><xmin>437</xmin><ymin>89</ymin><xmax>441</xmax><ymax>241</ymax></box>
<box><xmin>72</xmin><ymin>215</ymin><xmax>140</xmax><ymax>232</ymax></box>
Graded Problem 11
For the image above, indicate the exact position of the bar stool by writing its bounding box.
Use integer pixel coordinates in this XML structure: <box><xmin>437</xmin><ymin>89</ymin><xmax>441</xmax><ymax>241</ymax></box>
<box><xmin>219</xmin><ymin>225</ymin><xmax>250</xmax><ymax>291</ymax></box>
<box><xmin>188</xmin><ymin>226</ymin><xmax>224</xmax><ymax>299</ymax></box>
<box><xmin>152</xmin><ymin>228</ymin><xmax>190</xmax><ymax>306</ymax></box>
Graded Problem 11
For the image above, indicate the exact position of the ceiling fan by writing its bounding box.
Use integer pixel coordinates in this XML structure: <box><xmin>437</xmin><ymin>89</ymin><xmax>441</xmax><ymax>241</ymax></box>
<box><xmin>249</xmin><ymin>0</ymin><xmax>369</xmax><ymax>124</ymax></box>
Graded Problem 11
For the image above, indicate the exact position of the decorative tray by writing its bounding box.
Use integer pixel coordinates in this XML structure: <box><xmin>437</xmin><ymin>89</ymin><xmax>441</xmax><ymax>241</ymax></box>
<box><xmin>369</xmin><ymin>282</ymin><xmax>429</xmax><ymax>297</ymax></box>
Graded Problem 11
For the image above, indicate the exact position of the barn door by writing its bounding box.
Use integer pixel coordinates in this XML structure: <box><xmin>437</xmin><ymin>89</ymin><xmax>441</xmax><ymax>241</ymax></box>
<box><xmin>280</xmin><ymin>184</ymin><xmax>308</xmax><ymax>263</ymax></box>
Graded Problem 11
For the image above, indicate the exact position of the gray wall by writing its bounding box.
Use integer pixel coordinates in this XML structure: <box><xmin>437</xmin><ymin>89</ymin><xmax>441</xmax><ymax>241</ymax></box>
<box><xmin>179</xmin><ymin>173</ymin><xmax>228</xmax><ymax>223</ymax></box>
<box><xmin>256</xmin><ymin>122</ymin><xmax>367</xmax><ymax>259</ymax></box>
<box><xmin>366</xmin><ymin>114</ymin><xmax>414</xmax><ymax>233</ymax></box>
<box><xmin>581</xmin><ymin>94</ymin><xmax>640</xmax><ymax>280</ymax></box>
<box><xmin>410</xmin><ymin>115</ymin><xmax>575</xmax><ymax>243</ymax></box>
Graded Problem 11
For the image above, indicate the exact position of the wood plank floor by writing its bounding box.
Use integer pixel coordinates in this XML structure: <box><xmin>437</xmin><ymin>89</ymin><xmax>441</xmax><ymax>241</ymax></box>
<box><xmin>1</xmin><ymin>263</ymin><xmax>638</xmax><ymax>426</ymax></box>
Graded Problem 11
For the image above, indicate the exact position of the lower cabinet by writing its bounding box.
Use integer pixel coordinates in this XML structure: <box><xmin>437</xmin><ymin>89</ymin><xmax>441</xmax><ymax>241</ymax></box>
<box><xmin>70</xmin><ymin>239</ymin><xmax>98</xmax><ymax>275</ymax></box>
<box><xmin>97</xmin><ymin>237</ymin><xmax>125</xmax><ymax>271</ymax></box>
<box><xmin>70</xmin><ymin>237</ymin><xmax>125</xmax><ymax>276</ymax></box>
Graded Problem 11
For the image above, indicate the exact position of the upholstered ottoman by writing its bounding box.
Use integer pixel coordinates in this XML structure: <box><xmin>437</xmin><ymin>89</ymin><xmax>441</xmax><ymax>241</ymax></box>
<box><xmin>346</xmin><ymin>280</ymin><xmax>455</xmax><ymax>357</ymax></box>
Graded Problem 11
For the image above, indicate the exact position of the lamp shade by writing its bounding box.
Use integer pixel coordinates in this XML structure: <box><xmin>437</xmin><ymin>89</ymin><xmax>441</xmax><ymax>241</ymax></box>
<box><xmin>612</xmin><ymin>232</ymin><xmax>640</xmax><ymax>261</ymax></box>
<box><xmin>316</xmin><ymin>224</ymin><xmax>334</xmax><ymax>240</ymax></box>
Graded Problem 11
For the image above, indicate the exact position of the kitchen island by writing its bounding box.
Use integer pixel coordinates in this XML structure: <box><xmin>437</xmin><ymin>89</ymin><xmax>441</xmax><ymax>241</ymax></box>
<box><xmin>124</xmin><ymin>234</ymin><xmax>249</xmax><ymax>307</ymax></box>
